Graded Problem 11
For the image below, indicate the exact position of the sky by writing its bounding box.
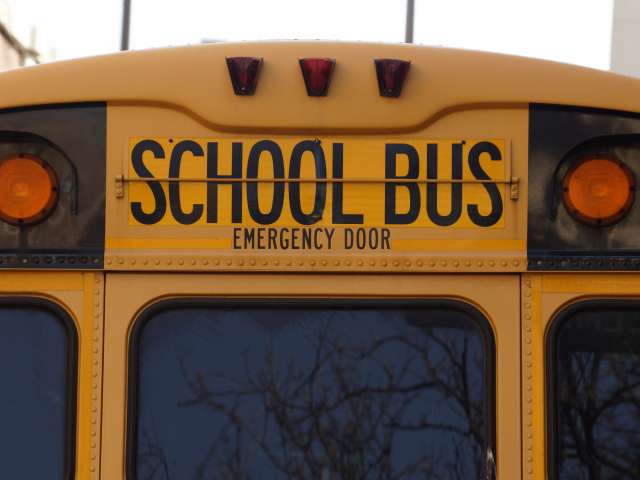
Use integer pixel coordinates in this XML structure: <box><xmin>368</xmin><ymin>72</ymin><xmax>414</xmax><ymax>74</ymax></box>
<box><xmin>0</xmin><ymin>0</ymin><xmax>615</xmax><ymax>70</ymax></box>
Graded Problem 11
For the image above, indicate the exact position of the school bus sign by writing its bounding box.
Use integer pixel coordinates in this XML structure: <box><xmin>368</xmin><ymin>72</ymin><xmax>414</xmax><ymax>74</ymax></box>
<box><xmin>128</xmin><ymin>138</ymin><xmax>507</xmax><ymax>252</ymax></box>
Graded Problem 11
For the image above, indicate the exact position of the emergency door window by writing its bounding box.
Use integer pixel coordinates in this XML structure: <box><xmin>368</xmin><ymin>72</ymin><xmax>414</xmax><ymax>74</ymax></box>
<box><xmin>550</xmin><ymin>303</ymin><xmax>640</xmax><ymax>479</ymax></box>
<box><xmin>130</xmin><ymin>302</ymin><xmax>495</xmax><ymax>479</ymax></box>
<box><xmin>0</xmin><ymin>303</ymin><xmax>76</xmax><ymax>479</ymax></box>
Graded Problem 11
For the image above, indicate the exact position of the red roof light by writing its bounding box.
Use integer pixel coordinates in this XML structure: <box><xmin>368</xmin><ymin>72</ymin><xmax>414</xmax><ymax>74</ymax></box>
<box><xmin>374</xmin><ymin>59</ymin><xmax>410</xmax><ymax>98</ymax></box>
<box><xmin>226</xmin><ymin>57</ymin><xmax>262</xmax><ymax>96</ymax></box>
<box><xmin>299</xmin><ymin>58</ymin><xmax>335</xmax><ymax>97</ymax></box>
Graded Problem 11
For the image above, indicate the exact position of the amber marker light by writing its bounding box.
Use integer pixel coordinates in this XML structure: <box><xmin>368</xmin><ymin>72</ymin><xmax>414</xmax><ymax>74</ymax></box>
<box><xmin>0</xmin><ymin>154</ymin><xmax>59</xmax><ymax>226</ymax></box>
<box><xmin>562</xmin><ymin>156</ymin><xmax>635</xmax><ymax>226</ymax></box>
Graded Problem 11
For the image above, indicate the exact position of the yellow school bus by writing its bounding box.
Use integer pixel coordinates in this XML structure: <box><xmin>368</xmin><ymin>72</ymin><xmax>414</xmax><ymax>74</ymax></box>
<box><xmin>0</xmin><ymin>41</ymin><xmax>638</xmax><ymax>480</ymax></box>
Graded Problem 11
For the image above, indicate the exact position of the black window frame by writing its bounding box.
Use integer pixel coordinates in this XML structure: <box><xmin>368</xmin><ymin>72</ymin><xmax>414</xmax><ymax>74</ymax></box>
<box><xmin>546</xmin><ymin>299</ymin><xmax>640</xmax><ymax>480</ymax></box>
<box><xmin>0</xmin><ymin>296</ymin><xmax>78</xmax><ymax>480</ymax></box>
<box><xmin>126</xmin><ymin>297</ymin><xmax>497</xmax><ymax>479</ymax></box>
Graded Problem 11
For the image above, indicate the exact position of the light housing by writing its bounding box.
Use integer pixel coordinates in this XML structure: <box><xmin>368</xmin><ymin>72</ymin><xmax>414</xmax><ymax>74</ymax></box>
<box><xmin>0</xmin><ymin>154</ymin><xmax>59</xmax><ymax>226</ymax></box>
<box><xmin>226</xmin><ymin>57</ymin><xmax>262</xmax><ymax>96</ymax></box>
<box><xmin>374</xmin><ymin>59</ymin><xmax>410</xmax><ymax>97</ymax></box>
<box><xmin>562</xmin><ymin>156</ymin><xmax>635</xmax><ymax>226</ymax></box>
<box><xmin>299</xmin><ymin>58</ymin><xmax>335</xmax><ymax>96</ymax></box>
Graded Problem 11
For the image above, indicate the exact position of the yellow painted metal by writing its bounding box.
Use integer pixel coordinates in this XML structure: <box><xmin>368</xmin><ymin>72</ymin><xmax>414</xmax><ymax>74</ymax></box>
<box><xmin>522</xmin><ymin>273</ymin><xmax>640</xmax><ymax>480</ymax></box>
<box><xmin>127</xmin><ymin>137</ymin><xmax>508</xmax><ymax>229</ymax></box>
<box><xmin>106</xmin><ymin>107</ymin><xmax>527</xmax><ymax>271</ymax></box>
<box><xmin>0</xmin><ymin>42</ymin><xmax>638</xmax><ymax>132</ymax></box>
<box><xmin>0</xmin><ymin>272</ymin><xmax>103</xmax><ymax>480</ymax></box>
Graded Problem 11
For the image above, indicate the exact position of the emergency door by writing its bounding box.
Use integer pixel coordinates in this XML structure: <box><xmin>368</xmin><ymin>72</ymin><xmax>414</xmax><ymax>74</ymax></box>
<box><xmin>103</xmin><ymin>273</ymin><xmax>520</xmax><ymax>479</ymax></box>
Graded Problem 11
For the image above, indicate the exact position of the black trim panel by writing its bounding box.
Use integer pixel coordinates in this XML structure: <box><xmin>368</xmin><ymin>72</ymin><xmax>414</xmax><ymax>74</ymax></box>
<box><xmin>0</xmin><ymin>103</ymin><xmax>106</xmax><ymax>269</ymax></box>
<box><xmin>528</xmin><ymin>104</ymin><xmax>640</xmax><ymax>270</ymax></box>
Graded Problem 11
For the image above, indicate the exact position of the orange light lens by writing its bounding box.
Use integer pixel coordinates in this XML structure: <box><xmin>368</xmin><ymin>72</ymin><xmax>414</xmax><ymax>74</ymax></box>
<box><xmin>0</xmin><ymin>155</ymin><xmax>58</xmax><ymax>225</ymax></box>
<box><xmin>562</xmin><ymin>157</ymin><xmax>635</xmax><ymax>226</ymax></box>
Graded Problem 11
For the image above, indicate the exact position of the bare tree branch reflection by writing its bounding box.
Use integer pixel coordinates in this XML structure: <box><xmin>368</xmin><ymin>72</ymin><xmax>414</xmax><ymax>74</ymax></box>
<box><xmin>137</xmin><ymin>314</ymin><xmax>489</xmax><ymax>480</ymax></box>
<box><xmin>558</xmin><ymin>328</ymin><xmax>640</xmax><ymax>480</ymax></box>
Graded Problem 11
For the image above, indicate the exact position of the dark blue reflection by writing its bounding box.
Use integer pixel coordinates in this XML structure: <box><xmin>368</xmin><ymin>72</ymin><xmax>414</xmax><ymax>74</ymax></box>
<box><xmin>0</xmin><ymin>306</ymin><xmax>70</xmax><ymax>479</ymax></box>
<box><xmin>135</xmin><ymin>306</ymin><xmax>490</xmax><ymax>479</ymax></box>
<box><xmin>556</xmin><ymin>309</ymin><xmax>640</xmax><ymax>480</ymax></box>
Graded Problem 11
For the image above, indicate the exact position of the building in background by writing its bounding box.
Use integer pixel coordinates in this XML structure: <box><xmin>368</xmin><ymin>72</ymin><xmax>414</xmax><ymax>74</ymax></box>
<box><xmin>611</xmin><ymin>0</ymin><xmax>640</xmax><ymax>76</ymax></box>
<box><xmin>0</xmin><ymin>0</ymin><xmax>37</xmax><ymax>69</ymax></box>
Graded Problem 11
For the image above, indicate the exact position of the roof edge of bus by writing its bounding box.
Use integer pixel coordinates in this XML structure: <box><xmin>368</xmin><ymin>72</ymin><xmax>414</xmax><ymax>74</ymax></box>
<box><xmin>0</xmin><ymin>41</ymin><xmax>636</xmax><ymax>132</ymax></box>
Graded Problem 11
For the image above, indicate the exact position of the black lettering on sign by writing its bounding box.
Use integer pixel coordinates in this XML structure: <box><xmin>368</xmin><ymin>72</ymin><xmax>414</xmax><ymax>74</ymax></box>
<box><xmin>384</xmin><ymin>144</ymin><xmax>420</xmax><ymax>224</ymax></box>
<box><xmin>131</xmin><ymin>139</ymin><xmax>166</xmax><ymax>225</ymax></box>
<box><xmin>467</xmin><ymin>141</ymin><xmax>503</xmax><ymax>227</ymax></box>
<box><xmin>426</xmin><ymin>142</ymin><xmax>463</xmax><ymax>226</ymax></box>
<box><xmin>332</xmin><ymin>143</ymin><xmax>364</xmax><ymax>224</ymax></box>
<box><xmin>207</xmin><ymin>142</ymin><xmax>243</xmax><ymax>223</ymax></box>
<box><xmin>169</xmin><ymin>140</ymin><xmax>204</xmax><ymax>225</ymax></box>
<box><xmin>288</xmin><ymin>140</ymin><xmax>327</xmax><ymax>225</ymax></box>
<box><xmin>345</xmin><ymin>227</ymin><xmax>392</xmax><ymax>250</ymax></box>
<box><xmin>246</xmin><ymin>140</ymin><xmax>285</xmax><ymax>225</ymax></box>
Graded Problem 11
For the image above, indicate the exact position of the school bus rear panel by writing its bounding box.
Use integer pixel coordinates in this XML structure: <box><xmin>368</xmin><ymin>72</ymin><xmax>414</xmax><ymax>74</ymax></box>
<box><xmin>0</xmin><ymin>42</ymin><xmax>639</xmax><ymax>480</ymax></box>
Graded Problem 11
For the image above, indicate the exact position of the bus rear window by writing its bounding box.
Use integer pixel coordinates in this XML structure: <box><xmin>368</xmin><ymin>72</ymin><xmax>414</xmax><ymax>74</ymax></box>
<box><xmin>129</xmin><ymin>301</ymin><xmax>495</xmax><ymax>479</ymax></box>
<box><xmin>0</xmin><ymin>302</ymin><xmax>76</xmax><ymax>479</ymax></box>
<box><xmin>550</xmin><ymin>303</ymin><xmax>640</xmax><ymax>480</ymax></box>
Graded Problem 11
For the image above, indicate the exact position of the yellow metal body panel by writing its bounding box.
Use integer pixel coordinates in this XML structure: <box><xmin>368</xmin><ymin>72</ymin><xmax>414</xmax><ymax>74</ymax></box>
<box><xmin>106</xmin><ymin>106</ymin><xmax>527</xmax><ymax>271</ymax></box>
<box><xmin>127</xmin><ymin>137</ymin><xmax>507</xmax><ymax>228</ymax></box>
<box><xmin>522</xmin><ymin>273</ymin><xmax>640</xmax><ymax>480</ymax></box>
<box><xmin>102</xmin><ymin>273</ymin><xmax>521</xmax><ymax>479</ymax></box>
<box><xmin>0</xmin><ymin>272</ymin><xmax>104</xmax><ymax>480</ymax></box>
<box><xmin>0</xmin><ymin>42</ymin><xmax>638</xmax><ymax>132</ymax></box>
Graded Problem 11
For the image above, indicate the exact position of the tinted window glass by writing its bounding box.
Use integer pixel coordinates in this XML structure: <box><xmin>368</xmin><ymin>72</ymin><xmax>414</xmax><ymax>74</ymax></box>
<box><xmin>552</xmin><ymin>306</ymin><xmax>640</xmax><ymax>479</ymax></box>
<box><xmin>0</xmin><ymin>304</ymin><xmax>75</xmax><ymax>479</ymax></box>
<box><xmin>131</xmin><ymin>303</ymin><xmax>494</xmax><ymax>479</ymax></box>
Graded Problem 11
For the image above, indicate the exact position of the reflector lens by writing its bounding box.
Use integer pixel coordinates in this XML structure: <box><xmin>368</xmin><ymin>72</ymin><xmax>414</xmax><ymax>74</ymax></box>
<box><xmin>562</xmin><ymin>157</ymin><xmax>635</xmax><ymax>226</ymax></box>
<box><xmin>0</xmin><ymin>155</ymin><xmax>58</xmax><ymax>226</ymax></box>
<box><xmin>299</xmin><ymin>58</ymin><xmax>335</xmax><ymax>96</ymax></box>
<box><xmin>226</xmin><ymin>57</ymin><xmax>262</xmax><ymax>95</ymax></box>
<box><xmin>375</xmin><ymin>59</ymin><xmax>410</xmax><ymax>97</ymax></box>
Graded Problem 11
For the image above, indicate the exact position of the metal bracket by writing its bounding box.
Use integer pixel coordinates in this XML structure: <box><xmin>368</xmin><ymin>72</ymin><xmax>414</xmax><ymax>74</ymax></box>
<box><xmin>115</xmin><ymin>174</ymin><xmax>124</xmax><ymax>198</ymax></box>
<box><xmin>510</xmin><ymin>176</ymin><xmax>520</xmax><ymax>200</ymax></box>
